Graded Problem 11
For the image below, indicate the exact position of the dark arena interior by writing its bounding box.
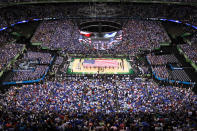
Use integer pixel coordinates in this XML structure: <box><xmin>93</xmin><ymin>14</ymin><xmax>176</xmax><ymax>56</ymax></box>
<box><xmin>0</xmin><ymin>0</ymin><xmax>197</xmax><ymax>130</ymax></box>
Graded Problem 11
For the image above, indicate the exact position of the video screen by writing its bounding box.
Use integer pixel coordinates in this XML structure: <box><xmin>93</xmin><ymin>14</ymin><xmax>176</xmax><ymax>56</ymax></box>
<box><xmin>79</xmin><ymin>30</ymin><xmax>122</xmax><ymax>50</ymax></box>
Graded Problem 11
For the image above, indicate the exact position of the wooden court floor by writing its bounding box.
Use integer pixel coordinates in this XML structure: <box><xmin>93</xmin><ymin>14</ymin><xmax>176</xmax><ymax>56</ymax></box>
<box><xmin>69</xmin><ymin>58</ymin><xmax>132</xmax><ymax>74</ymax></box>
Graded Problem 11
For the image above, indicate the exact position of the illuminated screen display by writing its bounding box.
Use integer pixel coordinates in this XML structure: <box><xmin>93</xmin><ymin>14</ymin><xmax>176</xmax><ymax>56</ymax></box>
<box><xmin>79</xmin><ymin>30</ymin><xmax>122</xmax><ymax>50</ymax></box>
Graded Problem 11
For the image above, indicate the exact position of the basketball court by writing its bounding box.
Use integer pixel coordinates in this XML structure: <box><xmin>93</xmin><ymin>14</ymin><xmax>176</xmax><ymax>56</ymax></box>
<box><xmin>67</xmin><ymin>58</ymin><xmax>134</xmax><ymax>74</ymax></box>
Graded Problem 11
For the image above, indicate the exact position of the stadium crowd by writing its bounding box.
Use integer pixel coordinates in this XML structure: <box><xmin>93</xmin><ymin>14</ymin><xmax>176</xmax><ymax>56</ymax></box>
<box><xmin>151</xmin><ymin>66</ymin><xmax>170</xmax><ymax>79</ymax></box>
<box><xmin>147</xmin><ymin>54</ymin><xmax>167</xmax><ymax>65</ymax></box>
<box><xmin>31</xmin><ymin>19</ymin><xmax>171</xmax><ymax>54</ymax></box>
<box><xmin>146</xmin><ymin>54</ymin><xmax>179</xmax><ymax>65</ymax></box>
<box><xmin>0</xmin><ymin>2</ymin><xmax>196</xmax><ymax>131</ymax></box>
<box><xmin>54</xmin><ymin>56</ymin><xmax>64</xmax><ymax>65</ymax></box>
<box><xmin>0</xmin><ymin>43</ymin><xmax>24</xmax><ymax>72</ymax></box>
<box><xmin>121</xmin><ymin>20</ymin><xmax>171</xmax><ymax>53</ymax></box>
<box><xmin>5</xmin><ymin>51</ymin><xmax>53</xmax><ymax>82</ymax></box>
<box><xmin>147</xmin><ymin>53</ymin><xmax>192</xmax><ymax>82</ymax></box>
<box><xmin>10</xmin><ymin>65</ymin><xmax>48</xmax><ymax>81</ymax></box>
<box><xmin>31</xmin><ymin>20</ymin><xmax>75</xmax><ymax>50</ymax></box>
<box><xmin>177</xmin><ymin>34</ymin><xmax>197</xmax><ymax>64</ymax></box>
<box><xmin>23</xmin><ymin>51</ymin><xmax>52</xmax><ymax>64</ymax></box>
<box><xmin>179</xmin><ymin>44</ymin><xmax>197</xmax><ymax>64</ymax></box>
<box><xmin>0</xmin><ymin>78</ymin><xmax>196</xmax><ymax>130</ymax></box>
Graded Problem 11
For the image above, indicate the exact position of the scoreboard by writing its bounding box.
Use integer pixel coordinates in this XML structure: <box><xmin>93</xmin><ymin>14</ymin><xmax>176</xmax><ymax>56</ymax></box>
<box><xmin>79</xmin><ymin>30</ymin><xmax>122</xmax><ymax>50</ymax></box>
